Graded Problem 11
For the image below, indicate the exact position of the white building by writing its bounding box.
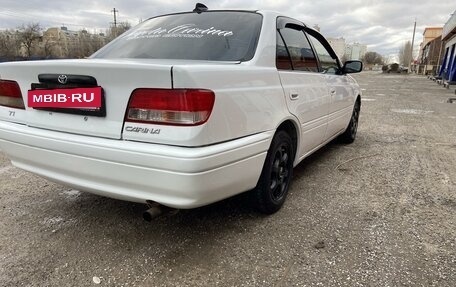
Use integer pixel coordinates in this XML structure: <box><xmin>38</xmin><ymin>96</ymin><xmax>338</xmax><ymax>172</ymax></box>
<box><xmin>345</xmin><ymin>42</ymin><xmax>367</xmax><ymax>61</ymax></box>
<box><xmin>327</xmin><ymin>37</ymin><xmax>346</xmax><ymax>60</ymax></box>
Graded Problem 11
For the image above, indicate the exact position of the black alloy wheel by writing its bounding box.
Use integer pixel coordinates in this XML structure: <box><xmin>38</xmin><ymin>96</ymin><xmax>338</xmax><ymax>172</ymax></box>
<box><xmin>251</xmin><ymin>130</ymin><xmax>294</xmax><ymax>214</ymax></box>
<box><xmin>340</xmin><ymin>100</ymin><xmax>360</xmax><ymax>143</ymax></box>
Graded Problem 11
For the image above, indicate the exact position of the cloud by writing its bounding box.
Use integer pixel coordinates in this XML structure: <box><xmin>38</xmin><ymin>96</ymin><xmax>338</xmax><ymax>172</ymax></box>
<box><xmin>0</xmin><ymin>0</ymin><xmax>454</xmax><ymax>56</ymax></box>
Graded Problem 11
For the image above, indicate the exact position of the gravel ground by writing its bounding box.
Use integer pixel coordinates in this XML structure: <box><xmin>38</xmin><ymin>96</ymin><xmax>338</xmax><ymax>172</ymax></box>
<box><xmin>0</xmin><ymin>72</ymin><xmax>455</xmax><ymax>287</ymax></box>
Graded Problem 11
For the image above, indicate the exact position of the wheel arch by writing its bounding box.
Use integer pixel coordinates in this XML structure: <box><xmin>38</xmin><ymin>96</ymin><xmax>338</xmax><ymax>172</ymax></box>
<box><xmin>275</xmin><ymin>118</ymin><xmax>300</xmax><ymax>163</ymax></box>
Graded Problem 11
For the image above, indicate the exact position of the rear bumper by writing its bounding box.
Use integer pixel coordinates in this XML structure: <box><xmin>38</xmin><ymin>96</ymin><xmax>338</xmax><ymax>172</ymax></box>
<box><xmin>0</xmin><ymin>121</ymin><xmax>273</xmax><ymax>208</ymax></box>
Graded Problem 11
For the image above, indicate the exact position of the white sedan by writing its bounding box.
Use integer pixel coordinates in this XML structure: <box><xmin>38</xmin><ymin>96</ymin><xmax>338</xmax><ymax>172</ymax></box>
<box><xmin>0</xmin><ymin>5</ymin><xmax>362</xmax><ymax>216</ymax></box>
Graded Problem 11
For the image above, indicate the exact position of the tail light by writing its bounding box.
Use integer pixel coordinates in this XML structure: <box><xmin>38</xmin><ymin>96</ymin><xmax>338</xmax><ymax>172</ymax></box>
<box><xmin>0</xmin><ymin>80</ymin><xmax>25</xmax><ymax>109</ymax></box>
<box><xmin>125</xmin><ymin>89</ymin><xmax>215</xmax><ymax>126</ymax></box>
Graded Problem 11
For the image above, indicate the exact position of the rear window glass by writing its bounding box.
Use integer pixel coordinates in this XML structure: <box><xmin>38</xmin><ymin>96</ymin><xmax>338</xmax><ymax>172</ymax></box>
<box><xmin>92</xmin><ymin>11</ymin><xmax>262</xmax><ymax>61</ymax></box>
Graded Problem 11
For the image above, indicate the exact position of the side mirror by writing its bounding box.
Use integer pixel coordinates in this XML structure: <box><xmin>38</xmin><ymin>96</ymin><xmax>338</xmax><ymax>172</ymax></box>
<box><xmin>342</xmin><ymin>60</ymin><xmax>363</xmax><ymax>74</ymax></box>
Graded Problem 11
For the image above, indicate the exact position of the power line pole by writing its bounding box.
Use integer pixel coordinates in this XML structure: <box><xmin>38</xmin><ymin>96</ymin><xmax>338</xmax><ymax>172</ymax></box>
<box><xmin>111</xmin><ymin>8</ymin><xmax>118</xmax><ymax>28</ymax></box>
<box><xmin>410</xmin><ymin>18</ymin><xmax>416</xmax><ymax>73</ymax></box>
<box><xmin>111</xmin><ymin>8</ymin><xmax>119</xmax><ymax>37</ymax></box>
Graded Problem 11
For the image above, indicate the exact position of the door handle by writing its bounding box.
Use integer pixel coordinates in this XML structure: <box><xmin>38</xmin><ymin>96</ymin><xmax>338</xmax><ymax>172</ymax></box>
<box><xmin>290</xmin><ymin>93</ymin><xmax>299</xmax><ymax>100</ymax></box>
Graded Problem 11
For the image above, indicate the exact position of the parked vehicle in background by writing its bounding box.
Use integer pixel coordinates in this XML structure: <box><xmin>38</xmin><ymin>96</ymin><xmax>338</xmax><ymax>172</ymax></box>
<box><xmin>0</xmin><ymin>4</ymin><xmax>362</xmax><ymax>216</ymax></box>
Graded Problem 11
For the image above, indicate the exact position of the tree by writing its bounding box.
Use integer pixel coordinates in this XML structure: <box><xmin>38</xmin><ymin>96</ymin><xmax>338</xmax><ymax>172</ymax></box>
<box><xmin>17</xmin><ymin>22</ymin><xmax>42</xmax><ymax>57</ymax></box>
<box><xmin>107</xmin><ymin>22</ymin><xmax>131</xmax><ymax>41</ymax></box>
<box><xmin>43</xmin><ymin>38</ymin><xmax>59</xmax><ymax>58</ymax></box>
<box><xmin>362</xmin><ymin>51</ymin><xmax>384</xmax><ymax>65</ymax></box>
<box><xmin>77</xmin><ymin>30</ymin><xmax>93</xmax><ymax>58</ymax></box>
<box><xmin>398</xmin><ymin>41</ymin><xmax>412</xmax><ymax>66</ymax></box>
<box><xmin>0</xmin><ymin>30</ymin><xmax>20</xmax><ymax>59</ymax></box>
<box><xmin>1</xmin><ymin>21</ymin><xmax>125</xmax><ymax>61</ymax></box>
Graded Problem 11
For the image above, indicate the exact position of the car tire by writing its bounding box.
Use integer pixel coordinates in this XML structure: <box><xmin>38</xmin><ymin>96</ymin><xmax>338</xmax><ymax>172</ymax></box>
<box><xmin>339</xmin><ymin>100</ymin><xmax>360</xmax><ymax>144</ymax></box>
<box><xmin>251</xmin><ymin>130</ymin><xmax>294</xmax><ymax>214</ymax></box>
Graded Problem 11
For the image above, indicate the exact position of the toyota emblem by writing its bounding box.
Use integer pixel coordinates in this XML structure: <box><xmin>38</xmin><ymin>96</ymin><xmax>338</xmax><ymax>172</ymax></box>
<box><xmin>58</xmin><ymin>74</ymin><xmax>68</xmax><ymax>84</ymax></box>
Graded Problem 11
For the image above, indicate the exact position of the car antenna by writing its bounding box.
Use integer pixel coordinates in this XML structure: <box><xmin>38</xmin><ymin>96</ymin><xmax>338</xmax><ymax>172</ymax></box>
<box><xmin>193</xmin><ymin>3</ymin><xmax>208</xmax><ymax>13</ymax></box>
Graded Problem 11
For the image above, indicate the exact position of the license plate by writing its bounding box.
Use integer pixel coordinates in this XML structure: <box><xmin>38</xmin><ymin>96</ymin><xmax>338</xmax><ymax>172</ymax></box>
<box><xmin>28</xmin><ymin>87</ymin><xmax>102</xmax><ymax>108</ymax></box>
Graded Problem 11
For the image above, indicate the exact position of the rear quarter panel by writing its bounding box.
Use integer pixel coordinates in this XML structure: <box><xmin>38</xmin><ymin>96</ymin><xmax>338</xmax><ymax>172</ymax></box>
<box><xmin>171</xmin><ymin>65</ymin><xmax>291</xmax><ymax>145</ymax></box>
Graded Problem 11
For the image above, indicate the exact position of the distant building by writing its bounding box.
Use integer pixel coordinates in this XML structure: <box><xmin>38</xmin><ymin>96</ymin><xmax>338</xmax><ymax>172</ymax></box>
<box><xmin>345</xmin><ymin>42</ymin><xmax>367</xmax><ymax>61</ymax></box>
<box><xmin>440</xmin><ymin>10</ymin><xmax>456</xmax><ymax>83</ymax></box>
<box><xmin>423</xmin><ymin>27</ymin><xmax>443</xmax><ymax>47</ymax></box>
<box><xmin>43</xmin><ymin>26</ymin><xmax>82</xmax><ymax>57</ymax></box>
<box><xmin>417</xmin><ymin>27</ymin><xmax>443</xmax><ymax>68</ymax></box>
<box><xmin>419</xmin><ymin>36</ymin><xmax>444</xmax><ymax>75</ymax></box>
<box><xmin>422</xmin><ymin>27</ymin><xmax>443</xmax><ymax>48</ymax></box>
<box><xmin>43</xmin><ymin>27</ymin><xmax>70</xmax><ymax>57</ymax></box>
<box><xmin>42</xmin><ymin>26</ymin><xmax>107</xmax><ymax>58</ymax></box>
<box><xmin>327</xmin><ymin>37</ymin><xmax>346</xmax><ymax>60</ymax></box>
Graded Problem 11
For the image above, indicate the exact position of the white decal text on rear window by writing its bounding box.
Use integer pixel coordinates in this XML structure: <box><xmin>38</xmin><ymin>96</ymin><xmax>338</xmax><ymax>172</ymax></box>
<box><xmin>125</xmin><ymin>23</ymin><xmax>234</xmax><ymax>40</ymax></box>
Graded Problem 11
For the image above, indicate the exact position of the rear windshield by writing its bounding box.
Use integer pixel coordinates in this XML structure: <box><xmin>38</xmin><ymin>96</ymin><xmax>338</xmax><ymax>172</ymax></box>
<box><xmin>92</xmin><ymin>11</ymin><xmax>262</xmax><ymax>61</ymax></box>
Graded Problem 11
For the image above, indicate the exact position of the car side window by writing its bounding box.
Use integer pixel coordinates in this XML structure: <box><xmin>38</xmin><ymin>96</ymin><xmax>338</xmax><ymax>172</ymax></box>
<box><xmin>276</xmin><ymin>31</ymin><xmax>292</xmax><ymax>70</ymax></box>
<box><xmin>276</xmin><ymin>27</ymin><xmax>318</xmax><ymax>72</ymax></box>
<box><xmin>305</xmin><ymin>32</ymin><xmax>339</xmax><ymax>74</ymax></box>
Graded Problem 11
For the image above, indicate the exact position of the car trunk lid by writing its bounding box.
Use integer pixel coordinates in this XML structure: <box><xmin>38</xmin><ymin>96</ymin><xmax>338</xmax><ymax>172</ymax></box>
<box><xmin>0</xmin><ymin>59</ymin><xmax>172</xmax><ymax>139</ymax></box>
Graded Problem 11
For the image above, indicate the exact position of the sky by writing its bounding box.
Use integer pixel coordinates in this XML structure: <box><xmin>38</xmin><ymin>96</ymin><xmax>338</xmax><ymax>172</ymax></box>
<box><xmin>0</xmin><ymin>0</ymin><xmax>454</xmax><ymax>59</ymax></box>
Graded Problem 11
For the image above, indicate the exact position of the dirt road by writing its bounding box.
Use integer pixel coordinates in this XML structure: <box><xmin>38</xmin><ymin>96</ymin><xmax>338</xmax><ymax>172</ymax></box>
<box><xmin>0</xmin><ymin>72</ymin><xmax>455</xmax><ymax>286</ymax></box>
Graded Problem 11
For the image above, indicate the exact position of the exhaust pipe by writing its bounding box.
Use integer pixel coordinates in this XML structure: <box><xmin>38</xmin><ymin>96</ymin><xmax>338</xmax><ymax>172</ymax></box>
<box><xmin>143</xmin><ymin>201</ymin><xmax>177</xmax><ymax>221</ymax></box>
<box><xmin>143</xmin><ymin>205</ymin><xmax>163</xmax><ymax>221</ymax></box>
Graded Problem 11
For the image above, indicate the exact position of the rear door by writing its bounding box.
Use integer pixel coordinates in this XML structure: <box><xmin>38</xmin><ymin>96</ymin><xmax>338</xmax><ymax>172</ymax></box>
<box><xmin>276</xmin><ymin>18</ymin><xmax>330</xmax><ymax>159</ymax></box>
